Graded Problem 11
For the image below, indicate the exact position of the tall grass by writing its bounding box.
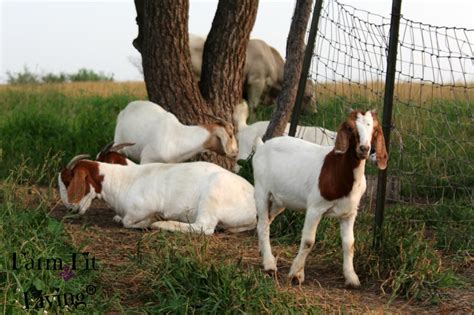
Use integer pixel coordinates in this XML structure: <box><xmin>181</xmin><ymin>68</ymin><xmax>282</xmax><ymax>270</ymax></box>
<box><xmin>0</xmin><ymin>82</ymin><xmax>471</xmax><ymax>308</ymax></box>
<box><xmin>297</xmin><ymin>93</ymin><xmax>473</xmax><ymax>201</ymax></box>
<box><xmin>0</xmin><ymin>155</ymin><xmax>312</xmax><ymax>313</ymax></box>
<box><xmin>126</xmin><ymin>233</ymin><xmax>312</xmax><ymax>314</ymax></box>
<box><xmin>0</xmin><ymin>85</ymin><xmax>142</xmax><ymax>183</ymax></box>
<box><xmin>0</xmin><ymin>157</ymin><xmax>119</xmax><ymax>313</ymax></box>
<box><xmin>265</xmin><ymin>204</ymin><xmax>467</xmax><ymax>303</ymax></box>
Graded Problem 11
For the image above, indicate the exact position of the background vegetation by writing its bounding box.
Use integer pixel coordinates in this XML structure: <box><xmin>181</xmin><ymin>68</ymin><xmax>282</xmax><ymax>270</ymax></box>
<box><xmin>0</xmin><ymin>82</ymin><xmax>472</xmax><ymax>312</ymax></box>
<box><xmin>6</xmin><ymin>67</ymin><xmax>114</xmax><ymax>85</ymax></box>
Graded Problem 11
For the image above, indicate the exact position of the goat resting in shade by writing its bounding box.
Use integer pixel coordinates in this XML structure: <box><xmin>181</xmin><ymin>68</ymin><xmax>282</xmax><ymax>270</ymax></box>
<box><xmin>58</xmin><ymin>145</ymin><xmax>256</xmax><ymax>235</ymax></box>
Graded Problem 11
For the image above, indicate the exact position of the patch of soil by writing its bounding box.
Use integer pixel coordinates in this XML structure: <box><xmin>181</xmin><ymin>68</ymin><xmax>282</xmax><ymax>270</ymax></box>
<box><xmin>49</xmin><ymin>201</ymin><xmax>473</xmax><ymax>313</ymax></box>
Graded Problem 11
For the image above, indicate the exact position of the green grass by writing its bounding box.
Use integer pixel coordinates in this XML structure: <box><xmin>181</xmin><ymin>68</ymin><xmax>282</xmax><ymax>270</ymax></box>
<box><xmin>303</xmin><ymin>96</ymin><xmax>473</xmax><ymax>201</ymax></box>
<box><xmin>0</xmin><ymin>83</ymin><xmax>472</xmax><ymax>310</ymax></box>
<box><xmin>1</xmin><ymin>85</ymin><xmax>472</xmax><ymax>201</ymax></box>
<box><xmin>125</xmin><ymin>233</ymin><xmax>311</xmax><ymax>314</ymax></box>
<box><xmin>266</xmin><ymin>203</ymin><xmax>468</xmax><ymax>303</ymax></box>
<box><xmin>0</xmin><ymin>159</ymin><xmax>119</xmax><ymax>313</ymax></box>
<box><xmin>0</xmin><ymin>87</ymin><xmax>137</xmax><ymax>184</ymax></box>
<box><xmin>0</xmin><ymin>158</ymin><xmax>312</xmax><ymax>313</ymax></box>
<box><xmin>238</xmin><ymin>145</ymin><xmax>469</xmax><ymax>302</ymax></box>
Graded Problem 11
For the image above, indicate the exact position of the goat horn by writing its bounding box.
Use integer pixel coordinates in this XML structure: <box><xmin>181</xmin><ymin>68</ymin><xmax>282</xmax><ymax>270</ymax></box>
<box><xmin>66</xmin><ymin>154</ymin><xmax>91</xmax><ymax>170</ymax></box>
<box><xmin>202</xmin><ymin>113</ymin><xmax>230</xmax><ymax>126</ymax></box>
<box><xmin>344</xmin><ymin>106</ymin><xmax>355</xmax><ymax>113</ymax></box>
<box><xmin>98</xmin><ymin>141</ymin><xmax>115</xmax><ymax>156</ymax></box>
<box><xmin>110</xmin><ymin>142</ymin><xmax>135</xmax><ymax>152</ymax></box>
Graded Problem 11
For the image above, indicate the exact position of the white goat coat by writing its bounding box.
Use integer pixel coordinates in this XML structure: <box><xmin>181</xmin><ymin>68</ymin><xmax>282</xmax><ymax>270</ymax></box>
<box><xmin>236</xmin><ymin>122</ymin><xmax>336</xmax><ymax>165</ymax></box>
<box><xmin>114</xmin><ymin>101</ymin><xmax>211</xmax><ymax>163</ymax></box>
<box><xmin>233</xmin><ymin>101</ymin><xmax>336</xmax><ymax>171</ymax></box>
<box><xmin>253</xmin><ymin>136</ymin><xmax>366</xmax><ymax>215</ymax></box>
<box><xmin>97</xmin><ymin>161</ymin><xmax>257</xmax><ymax>234</ymax></box>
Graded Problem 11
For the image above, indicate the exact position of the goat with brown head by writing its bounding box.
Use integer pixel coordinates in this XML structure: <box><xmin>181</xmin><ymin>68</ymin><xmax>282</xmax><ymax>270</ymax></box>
<box><xmin>96</xmin><ymin>142</ymin><xmax>136</xmax><ymax>165</ymax></box>
<box><xmin>58</xmin><ymin>146</ymin><xmax>257</xmax><ymax>233</ymax></box>
<box><xmin>333</xmin><ymin>110</ymin><xmax>388</xmax><ymax>169</ymax></box>
<box><xmin>58</xmin><ymin>155</ymin><xmax>102</xmax><ymax>214</ymax></box>
<box><xmin>252</xmin><ymin>109</ymin><xmax>388</xmax><ymax>288</ymax></box>
<box><xmin>201</xmin><ymin>113</ymin><xmax>238</xmax><ymax>158</ymax></box>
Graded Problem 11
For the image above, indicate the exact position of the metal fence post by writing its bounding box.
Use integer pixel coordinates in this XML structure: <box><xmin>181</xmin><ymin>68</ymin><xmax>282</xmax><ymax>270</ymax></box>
<box><xmin>373</xmin><ymin>0</ymin><xmax>403</xmax><ymax>249</ymax></box>
<box><xmin>289</xmin><ymin>0</ymin><xmax>324</xmax><ymax>136</ymax></box>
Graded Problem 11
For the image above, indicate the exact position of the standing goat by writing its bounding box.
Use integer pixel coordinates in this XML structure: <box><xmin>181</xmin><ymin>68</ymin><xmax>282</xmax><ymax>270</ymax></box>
<box><xmin>114</xmin><ymin>100</ymin><xmax>238</xmax><ymax>163</ymax></box>
<box><xmin>189</xmin><ymin>35</ymin><xmax>315</xmax><ymax>116</ymax></box>
<box><xmin>58</xmin><ymin>152</ymin><xmax>257</xmax><ymax>234</ymax></box>
<box><xmin>233</xmin><ymin>101</ymin><xmax>336</xmax><ymax>172</ymax></box>
<box><xmin>252</xmin><ymin>110</ymin><xmax>388</xmax><ymax>287</ymax></box>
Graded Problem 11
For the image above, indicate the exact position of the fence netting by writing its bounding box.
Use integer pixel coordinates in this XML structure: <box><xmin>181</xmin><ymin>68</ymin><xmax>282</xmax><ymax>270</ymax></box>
<box><xmin>305</xmin><ymin>0</ymin><xmax>473</xmax><ymax>208</ymax></box>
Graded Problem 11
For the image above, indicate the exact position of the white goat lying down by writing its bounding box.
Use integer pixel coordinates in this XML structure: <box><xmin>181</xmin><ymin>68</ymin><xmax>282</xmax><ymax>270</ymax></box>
<box><xmin>58</xmin><ymin>149</ymin><xmax>257</xmax><ymax>235</ymax></box>
<box><xmin>252</xmin><ymin>110</ymin><xmax>388</xmax><ymax>287</ymax></box>
<box><xmin>114</xmin><ymin>100</ymin><xmax>238</xmax><ymax>164</ymax></box>
<box><xmin>233</xmin><ymin>101</ymin><xmax>336</xmax><ymax>172</ymax></box>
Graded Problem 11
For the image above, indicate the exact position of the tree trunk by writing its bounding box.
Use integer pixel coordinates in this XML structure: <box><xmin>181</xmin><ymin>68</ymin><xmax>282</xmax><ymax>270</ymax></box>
<box><xmin>132</xmin><ymin>0</ymin><xmax>144</xmax><ymax>53</ymax></box>
<box><xmin>135</xmin><ymin>0</ymin><xmax>258</xmax><ymax>169</ymax></box>
<box><xmin>200</xmin><ymin>1</ymin><xmax>257</xmax><ymax>112</ymax></box>
<box><xmin>140</xmin><ymin>0</ymin><xmax>205</xmax><ymax>121</ymax></box>
<box><xmin>263</xmin><ymin>0</ymin><xmax>314</xmax><ymax>140</ymax></box>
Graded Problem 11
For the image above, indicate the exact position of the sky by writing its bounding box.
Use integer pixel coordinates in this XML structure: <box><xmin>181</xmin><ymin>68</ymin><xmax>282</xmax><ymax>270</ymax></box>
<box><xmin>1</xmin><ymin>0</ymin><xmax>473</xmax><ymax>83</ymax></box>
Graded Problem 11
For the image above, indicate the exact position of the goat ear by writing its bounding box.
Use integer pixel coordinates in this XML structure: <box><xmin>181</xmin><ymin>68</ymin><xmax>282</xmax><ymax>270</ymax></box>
<box><xmin>374</xmin><ymin>124</ymin><xmax>388</xmax><ymax>170</ymax></box>
<box><xmin>214</xmin><ymin>127</ymin><xmax>230</xmax><ymax>155</ymax></box>
<box><xmin>67</xmin><ymin>168</ymin><xmax>88</xmax><ymax>203</ymax></box>
<box><xmin>334</xmin><ymin>122</ymin><xmax>350</xmax><ymax>154</ymax></box>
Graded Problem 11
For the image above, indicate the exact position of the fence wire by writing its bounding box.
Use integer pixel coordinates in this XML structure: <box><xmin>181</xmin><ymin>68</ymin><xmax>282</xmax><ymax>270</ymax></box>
<box><xmin>307</xmin><ymin>0</ymin><xmax>473</xmax><ymax>207</ymax></box>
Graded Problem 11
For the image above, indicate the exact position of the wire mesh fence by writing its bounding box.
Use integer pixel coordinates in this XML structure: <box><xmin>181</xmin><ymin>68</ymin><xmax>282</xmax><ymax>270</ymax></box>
<box><xmin>305</xmin><ymin>0</ymin><xmax>473</xmax><ymax>208</ymax></box>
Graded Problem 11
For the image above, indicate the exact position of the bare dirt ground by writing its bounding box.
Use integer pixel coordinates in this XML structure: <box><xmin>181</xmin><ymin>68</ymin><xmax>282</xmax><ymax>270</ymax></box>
<box><xmin>50</xmin><ymin>200</ymin><xmax>473</xmax><ymax>314</ymax></box>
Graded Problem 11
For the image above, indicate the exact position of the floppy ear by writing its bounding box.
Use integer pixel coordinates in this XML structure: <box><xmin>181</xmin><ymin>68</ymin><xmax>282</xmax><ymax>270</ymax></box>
<box><xmin>213</xmin><ymin>126</ymin><xmax>231</xmax><ymax>155</ymax></box>
<box><xmin>374</xmin><ymin>124</ymin><xmax>388</xmax><ymax>170</ymax></box>
<box><xmin>67</xmin><ymin>168</ymin><xmax>88</xmax><ymax>204</ymax></box>
<box><xmin>334</xmin><ymin>122</ymin><xmax>350</xmax><ymax>154</ymax></box>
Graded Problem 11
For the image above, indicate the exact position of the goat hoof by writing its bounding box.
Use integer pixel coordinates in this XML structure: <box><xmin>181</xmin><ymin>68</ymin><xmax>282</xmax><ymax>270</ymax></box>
<box><xmin>344</xmin><ymin>279</ymin><xmax>361</xmax><ymax>289</ymax></box>
<box><xmin>288</xmin><ymin>271</ymin><xmax>304</xmax><ymax>286</ymax></box>
<box><xmin>262</xmin><ymin>258</ymin><xmax>277</xmax><ymax>273</ymax></box>
<box><xmin>263</xmin><ymin>268</ymin><xmax>277</xmax><ymax>277</ymax></box>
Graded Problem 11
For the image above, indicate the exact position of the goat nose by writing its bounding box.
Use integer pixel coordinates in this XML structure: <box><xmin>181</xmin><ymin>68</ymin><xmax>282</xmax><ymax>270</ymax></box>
<box><xmin>360</xmin><ymin>145</ymin><xmax>369</xmax><ymax>153</ymax></box>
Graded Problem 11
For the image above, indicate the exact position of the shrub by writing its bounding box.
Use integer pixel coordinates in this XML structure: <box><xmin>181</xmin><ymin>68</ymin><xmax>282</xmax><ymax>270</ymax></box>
<box><xmin>6</xmin><ymin>66</ymin><xmax>40</xmax><ymax>84</ymax></box>
<box><xmin>4</xmin><ymin>67</ymin><xmax>114</xmax><ymax>84</ymax></box>
<box><xmin>68</xmin><ymin>68</ymin><xmax>113</xmax><ymax>82</ymax></box>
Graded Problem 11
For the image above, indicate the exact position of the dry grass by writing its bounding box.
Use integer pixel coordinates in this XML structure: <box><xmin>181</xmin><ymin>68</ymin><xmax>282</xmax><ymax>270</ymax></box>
<box><xmin>0</xmin><ymin>81</ymin><xmax>147</xmax><ymax>98</ymax></box>
<box><xmin>1</xmin><ymin>81</ymin><xmax>472</xmax><ymax>104</ymax></box>
<box><xmin>315</xmin><ymin>81</ymin><xmax>474</xmax><ymax>104</ymax></box>
<box><xmin>50</xmin><ymin>201</ymin><xmax>472</xmax><ymax>314</ymax></box>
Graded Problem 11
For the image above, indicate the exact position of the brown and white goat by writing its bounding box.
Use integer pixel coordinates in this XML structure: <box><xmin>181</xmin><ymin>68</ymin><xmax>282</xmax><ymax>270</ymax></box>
<box><xmin>252</xmin><ymin>110</ymin><xmax>388</xmax><ymax>287</ymax></box>
<box><xmin>96</xmin><ymin>142</ymin><xmax>135</xmax><ymax>165</ymax></box>
<box><xmin>58</xmin><ymin>149</ymin><xmax>256</xmax><ymax>234</ymax></box>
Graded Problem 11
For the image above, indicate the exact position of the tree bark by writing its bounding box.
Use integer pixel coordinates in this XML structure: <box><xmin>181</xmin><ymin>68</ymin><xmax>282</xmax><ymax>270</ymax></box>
<box><xmin>132</xmin><ymin>0</ymin><xmax>144</xmax><ymax>53</ymax></box>
<box><xmin>135</xmin><ymin>0</ymin><xmax>258</xmax><ymax>169</ymax></box>
<box><xmin>200</xmin><ymin>1</ymin><xmax>258</xmax><ymax>114</ymax></box>
<box><xmin>140</xmin><ymin>0</ymin><xmax>204</xmax><ymax>121</ymax></box>
<box><xmin>263</xmin><ymin>0</ymin><xmax>314</xmax><ymax>140</ymax></box>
